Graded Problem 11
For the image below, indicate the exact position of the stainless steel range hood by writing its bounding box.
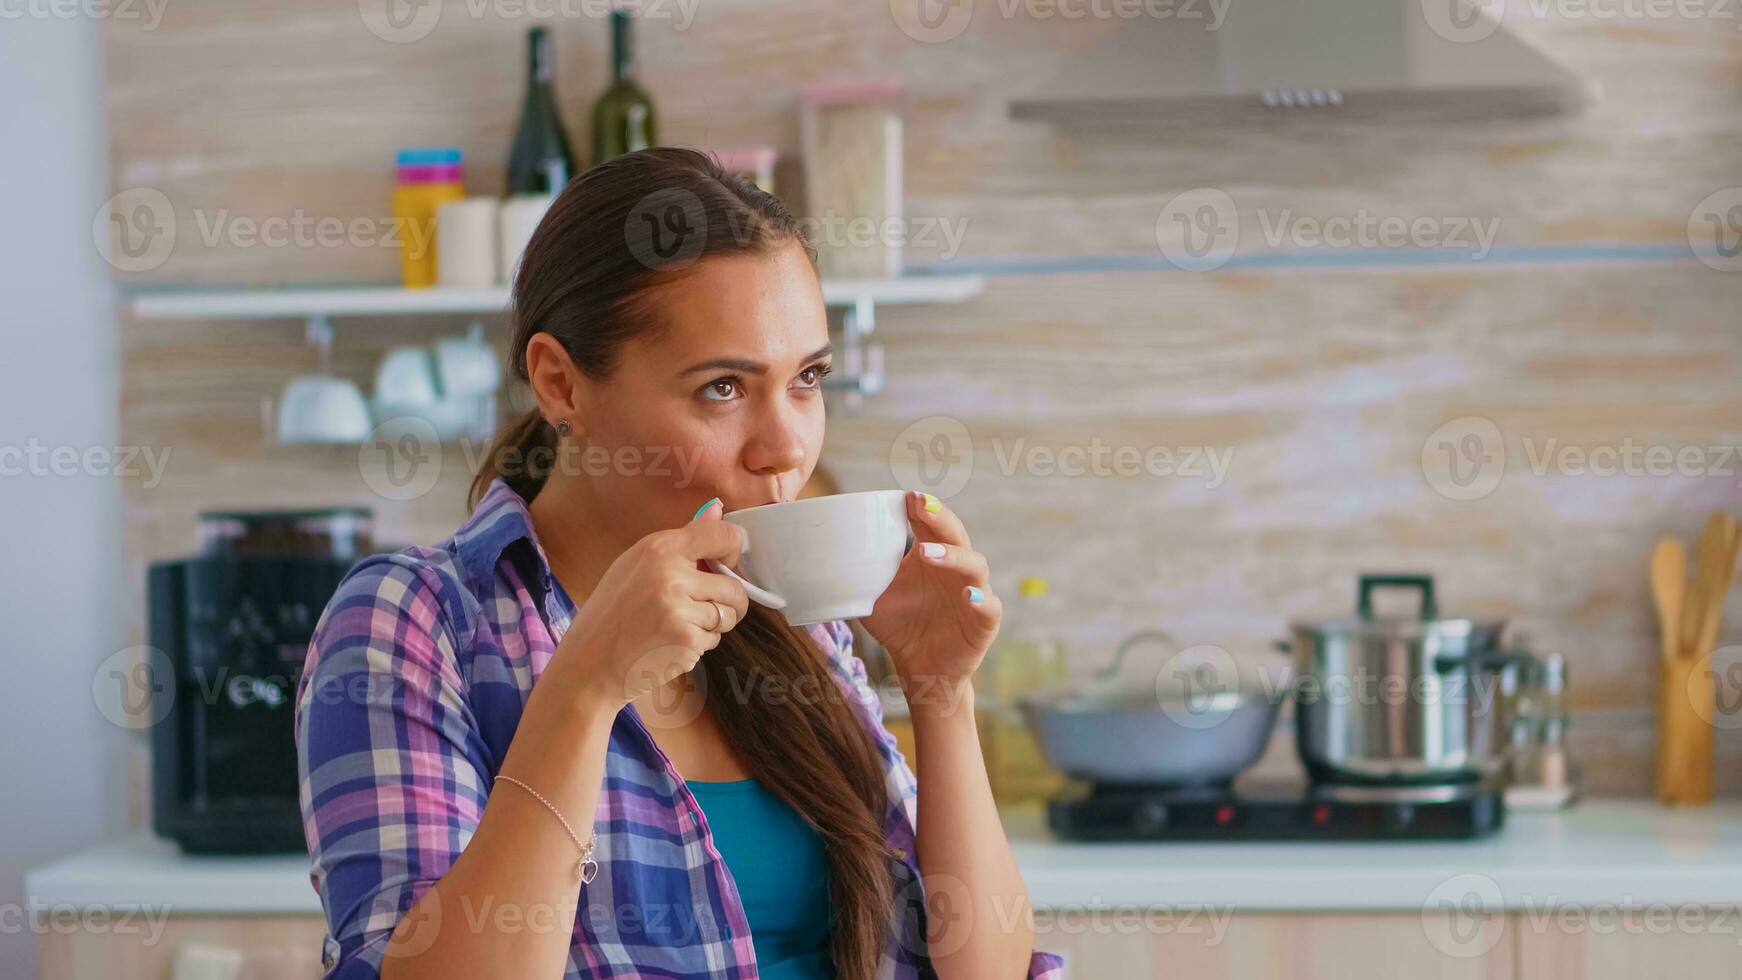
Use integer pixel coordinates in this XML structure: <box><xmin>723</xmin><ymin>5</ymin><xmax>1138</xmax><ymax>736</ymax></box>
<box><xmin>1009</xmin><ymin>0</ymin><xmax>1596</xmax><ymax>125</ymax></box>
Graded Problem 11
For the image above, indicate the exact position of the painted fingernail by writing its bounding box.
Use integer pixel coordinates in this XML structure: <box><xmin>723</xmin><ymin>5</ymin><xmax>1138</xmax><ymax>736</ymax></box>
<box><xmin>922</xmin><ymin>542</ymin><xmax>946</xmax><ymax>560</ymax></box>
<box><xmin>692</xmin><ymin>497</ymin><xmax>720</xmax><ymax>520</ymax></box>
<box><xmin>965</xmin><ymin>585</ymin><xmax>983</xmax><ymax>603</ymax></box>
<box><xmin>921</xmin><ymin>493</ymin><xmax>941</xmax><ymax>514</ymax></box>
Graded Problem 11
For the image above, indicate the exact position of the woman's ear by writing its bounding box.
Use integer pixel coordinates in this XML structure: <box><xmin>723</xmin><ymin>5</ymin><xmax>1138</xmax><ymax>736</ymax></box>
<box><xmin>524</xmin><ymin>333</ymin><xmax>588</xmax><ymax>437</ymax></box>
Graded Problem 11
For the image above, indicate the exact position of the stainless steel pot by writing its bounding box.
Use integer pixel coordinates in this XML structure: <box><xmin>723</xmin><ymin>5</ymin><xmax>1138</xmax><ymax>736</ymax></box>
<box><xmin>1288</xmin><ymin>574</ymin><xmax>1537</xmax><ymax>785</ymax></box>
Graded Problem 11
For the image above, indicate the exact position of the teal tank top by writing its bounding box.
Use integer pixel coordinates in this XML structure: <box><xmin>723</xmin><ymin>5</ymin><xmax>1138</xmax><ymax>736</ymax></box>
<box><xmin>686</xmin><ymin>777</ymin><xmax>836</xmax><ymax>980</ymax></box>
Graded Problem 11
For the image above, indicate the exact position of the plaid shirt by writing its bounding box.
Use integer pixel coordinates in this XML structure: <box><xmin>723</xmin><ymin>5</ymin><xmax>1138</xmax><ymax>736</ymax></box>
<box><xmin>295</xmin><ymin>477</ymin><xmax>1067</xmax><ymax>979</ymax></box>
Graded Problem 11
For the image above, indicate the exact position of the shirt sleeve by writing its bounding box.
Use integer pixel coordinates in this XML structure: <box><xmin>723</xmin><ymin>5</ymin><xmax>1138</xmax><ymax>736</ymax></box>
<box><xmin>294</xmin><ymin>555</ymin><xmax>490</xmax><ymax>980</ymax></box>
<box><xmin>815</xmin><ymin>620</ymin><xmax>1071</xmax><ymax>980</ymax></box>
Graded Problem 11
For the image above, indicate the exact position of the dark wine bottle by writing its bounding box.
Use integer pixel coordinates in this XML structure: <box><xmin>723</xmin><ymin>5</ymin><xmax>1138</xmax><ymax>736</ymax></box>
<box><xmin>506</xmin><ymin>26</ymin><xmax>578</xmax><ymax>195</ymax></box>
<box><xmin>590</xmin><ymin>10</ymin><xmax>657</xmax><ymax>163</ymax></box>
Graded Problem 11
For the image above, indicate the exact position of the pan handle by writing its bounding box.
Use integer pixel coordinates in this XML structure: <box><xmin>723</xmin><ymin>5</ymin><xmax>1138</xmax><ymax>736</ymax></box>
<box><xmin>1096</xmin><ymin>629</ymin><xmax>1179</xmax><ymax>680</ymax></box>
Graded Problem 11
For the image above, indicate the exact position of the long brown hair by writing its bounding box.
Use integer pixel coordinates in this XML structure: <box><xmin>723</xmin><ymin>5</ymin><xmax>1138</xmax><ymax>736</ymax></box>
<box><xmin>469</xmin><ymin>147</ymin><xmax>895</xmax><ymax>978</ymax></box>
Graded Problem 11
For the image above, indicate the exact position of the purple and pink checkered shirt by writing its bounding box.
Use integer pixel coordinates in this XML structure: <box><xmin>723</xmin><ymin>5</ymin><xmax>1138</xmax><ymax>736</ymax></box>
<box><xmin>294</xmin><ymin>477</ymin><xmax>1066</xmax><ymax>979</ymax></box>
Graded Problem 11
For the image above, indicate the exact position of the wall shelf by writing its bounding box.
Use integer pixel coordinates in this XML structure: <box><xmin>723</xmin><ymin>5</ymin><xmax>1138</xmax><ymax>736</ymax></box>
<box><xmin>125</xmin><ymin>275</ymin><xmax>985</xmax><ymax>405</ymax></box>
<box><xmin>126</xmin><ymin>276</ymin><xmax>986</xmax><ymax>321</ymax></box>
<box><xmin>904</xmin><ymin>242</ymin><xmax>1701</xmax><ymax>278</ymax></box>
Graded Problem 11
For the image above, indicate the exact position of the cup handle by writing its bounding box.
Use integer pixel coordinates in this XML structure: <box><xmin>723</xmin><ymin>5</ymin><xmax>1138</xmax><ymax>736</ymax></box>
<box><xmin>703</xmin><ymin>532</ymin><xmax>787</xmax><ymax>610</ymax></box>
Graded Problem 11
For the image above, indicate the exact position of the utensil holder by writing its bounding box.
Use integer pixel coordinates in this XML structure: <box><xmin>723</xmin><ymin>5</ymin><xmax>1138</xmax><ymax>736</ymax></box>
<box><xmin>1655</xmin><ymin>653</ymin><xmax>1715</xmax><ymax>805</ymax></box>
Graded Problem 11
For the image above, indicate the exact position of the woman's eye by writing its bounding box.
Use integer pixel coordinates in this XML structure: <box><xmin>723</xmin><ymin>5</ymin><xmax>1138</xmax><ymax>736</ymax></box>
<box><xmin>797</xmin><ymin>364</ymin><xmax>833</xmax><ymax>389</ymax></box>
<box><xmin>700</xmin><ymin>378</ymin><xmax>738</xmax><ymax>402</ymax></box>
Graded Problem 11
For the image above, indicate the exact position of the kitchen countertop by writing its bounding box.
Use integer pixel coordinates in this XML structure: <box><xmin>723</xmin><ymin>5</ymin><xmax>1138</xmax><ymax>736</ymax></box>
<box><xmin>25</xmin><ymin>799</ymin><xmax>1742</xmax><ymax>915</ymax></box>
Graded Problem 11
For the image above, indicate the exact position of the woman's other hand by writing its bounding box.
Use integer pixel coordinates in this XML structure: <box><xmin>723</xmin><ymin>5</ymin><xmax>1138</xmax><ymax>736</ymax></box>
<box><xmin>860</xmin><ymin>491</ymin><xmax>999</xmax><ymax>706</ymax></box>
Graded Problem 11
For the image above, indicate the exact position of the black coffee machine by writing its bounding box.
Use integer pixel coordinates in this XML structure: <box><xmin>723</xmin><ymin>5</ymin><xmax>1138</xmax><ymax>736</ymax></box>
<box><xmin>148</xmin><ymin>508</ymin><xmax>376</xmax><ymax>854</ymax></box>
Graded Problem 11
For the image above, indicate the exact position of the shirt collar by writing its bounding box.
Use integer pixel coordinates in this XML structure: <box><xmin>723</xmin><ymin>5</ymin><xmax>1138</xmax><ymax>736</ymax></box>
<box><xmin>454</xmin><ymin>476</ymin><xmax>574</xmax><ymax>632</ymax></box>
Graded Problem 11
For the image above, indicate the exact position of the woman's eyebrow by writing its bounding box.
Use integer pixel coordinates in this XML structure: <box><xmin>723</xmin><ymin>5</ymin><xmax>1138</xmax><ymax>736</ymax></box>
<box><xmin>678</xmin><ymin>344</ymin><xmax>833</xmax><ymax>377</ymax></box>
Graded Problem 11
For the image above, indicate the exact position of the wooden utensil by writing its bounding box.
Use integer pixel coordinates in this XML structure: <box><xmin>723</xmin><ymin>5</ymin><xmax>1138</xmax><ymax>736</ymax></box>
<box><xmin>1656</xmin><ymin>512</ymin><xmax>1738</xmax><ymax>806</ymax></box>
<box><xmin>1681</xmin><ymin>513</ymin><xmax>1731</xmax><ymax>659</ymax></box>
<box><xmin>1690</xmin><ymin>514</ymin><xmax>1739</xmax><ymax>660</ymax></box>
<box><xmin>1650</xmin><ymin>537</ymin><xmax>1685</xmax><ymax>664</ymax></box>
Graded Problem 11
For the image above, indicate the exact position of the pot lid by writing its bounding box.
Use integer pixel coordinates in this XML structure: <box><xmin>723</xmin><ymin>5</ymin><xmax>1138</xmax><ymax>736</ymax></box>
<box><xmin>1288</xmin><ymin>573</ymin><xmax>1508</xmax><ymax>638</ymax></box>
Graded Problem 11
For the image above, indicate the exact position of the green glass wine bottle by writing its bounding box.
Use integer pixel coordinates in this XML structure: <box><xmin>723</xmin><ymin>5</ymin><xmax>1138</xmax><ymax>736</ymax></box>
<box><xmin>590</xmin><ymin>9</ymin><xmax>657</xmax><ymax>163</ymax></box>
<box><xmin>506</xmin><ymin>26</ymin><xmax>577</xmax><ymax>194</ymax></box>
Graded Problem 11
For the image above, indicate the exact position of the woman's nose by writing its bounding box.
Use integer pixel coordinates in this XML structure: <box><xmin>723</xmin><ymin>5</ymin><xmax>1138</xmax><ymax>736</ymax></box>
<box><xmin>741</xmin><ymin>403</ymin><xmax>808</xmax><ymax>477</ymax></box>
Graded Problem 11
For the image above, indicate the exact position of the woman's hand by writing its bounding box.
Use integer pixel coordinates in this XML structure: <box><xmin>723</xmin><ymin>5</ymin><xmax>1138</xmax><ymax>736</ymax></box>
<box><xmin>860</xmin><ymin>491</ymin><xmax>1000</xmax><ymax>706</ymax></box>
<box><xmin>552</xmin><ymin>500</ymin><xmax>751</xmax><ymax>711</ymax></box>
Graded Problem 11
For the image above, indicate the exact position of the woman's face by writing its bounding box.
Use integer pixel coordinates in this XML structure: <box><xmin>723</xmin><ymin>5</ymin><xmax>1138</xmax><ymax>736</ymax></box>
<box><xmin>544</xmin><ymin>239</ymin><xmax>832</xmax><ymax>531</ymax></box>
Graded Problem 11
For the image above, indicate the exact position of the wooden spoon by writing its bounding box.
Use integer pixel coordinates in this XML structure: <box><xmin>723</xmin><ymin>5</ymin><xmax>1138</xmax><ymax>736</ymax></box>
<box><xmin>1690</xmin><ymin>514</ymin><xmax>1739</xmax><ymax>662</ymax></box>
<box><xmin>1681</xmin><ymin>513</ymin><xmax>1731</xmax><ymax>659</ymax></box>
<box><xmin>1650</xmin><ymin>537</ymin><xmax>1685</xmax><ymax>664</ymax></box>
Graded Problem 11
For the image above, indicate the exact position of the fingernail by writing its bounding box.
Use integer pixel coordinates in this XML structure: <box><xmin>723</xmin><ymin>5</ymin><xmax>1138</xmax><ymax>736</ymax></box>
<box><xmin>921</xmin><ymin>493</ymin><xmax>941</xmax><ymax>514</ymax></box>
<box><xmin>692</xmin><ymin>497</ymin><xmax>720</xmax><ymax>520</ymax></box>
<box><xmin>965</xmin><ymin>585</ymin><xmax>983</xmax><ymax>603</ymax></box>
<box><xmin>922</xmin><ymin>542</ymin><xmax>946</xmax><ymax>560</ymax></box>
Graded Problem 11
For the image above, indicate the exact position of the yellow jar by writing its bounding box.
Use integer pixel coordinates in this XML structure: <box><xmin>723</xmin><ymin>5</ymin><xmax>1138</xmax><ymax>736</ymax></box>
<box><xmin>392</xmin><ymin>148</ymin><xmax>466</xmax><ymax>289</ymax></box>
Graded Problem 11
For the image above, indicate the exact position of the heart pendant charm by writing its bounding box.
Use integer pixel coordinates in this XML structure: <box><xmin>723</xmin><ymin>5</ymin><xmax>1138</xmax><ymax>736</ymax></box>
<box><xmin>579</xmin><ymin>856</ymin><xmax>599</xmax><ymax>884</ymax></box>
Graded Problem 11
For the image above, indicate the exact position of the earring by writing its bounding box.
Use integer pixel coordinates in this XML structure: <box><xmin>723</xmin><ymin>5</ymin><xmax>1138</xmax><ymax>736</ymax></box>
<box><xmin>554</xmin><ymin>419</ymin><xmax>572</xmax><ymax>437</ymax></box>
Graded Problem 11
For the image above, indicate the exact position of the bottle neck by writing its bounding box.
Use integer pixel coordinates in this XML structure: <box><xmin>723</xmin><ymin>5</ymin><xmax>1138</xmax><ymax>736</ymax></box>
<box><xmin>611</xmin><ymin>13</ymin><xmax>635</xmax><ymax>82</ymax></box>
<box><xmin>529</xmin><ymin>29</ymin><xmax>554</xmax><ymax>87</ymax></box>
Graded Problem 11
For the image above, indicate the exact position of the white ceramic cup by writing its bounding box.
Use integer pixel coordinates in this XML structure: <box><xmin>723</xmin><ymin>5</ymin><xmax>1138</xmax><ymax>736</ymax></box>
<box><xmin>704</xmin><ymin>489</ymin><xmax>909</xmax><ymax>626</ymax></box>
<box><xmin>499</xmin><ymin>193</ymin><xmax>555</xmax><ymax>284</ymax></box>
<box><xmin>374</xmin><ymin>345</ymin><xmax>439</xmax><ymax>406</ymax></box>
<box><xmin>434</xmin><ymin>334</ymin><xmax>500</xmax><ymax>398</ymax></box>
<box><xmin>277</xmin><ymin>375</ymin><xmax>372</xmax><ymax>444</ymax></box>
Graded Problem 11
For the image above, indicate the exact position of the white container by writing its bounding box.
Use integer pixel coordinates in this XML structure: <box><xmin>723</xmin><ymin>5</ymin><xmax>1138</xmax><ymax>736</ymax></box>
<box><xmin>498</xmin><ymin>193</ymin><xmax>555</xmax><ymax>286</ymax></box>
<box><xmin>709</xmin><ymin>146</ymin><xmax>778</xmax><ymax>195</ymax></box>
<box><xmin>799</xmin><ymin>80</ymin><xmax>904</xmax><ymax>279</ymax></box>
<box><xmin>436</xmin><ymin>197</ymin><xmax>501</xmax><ymax>288</ymax></box>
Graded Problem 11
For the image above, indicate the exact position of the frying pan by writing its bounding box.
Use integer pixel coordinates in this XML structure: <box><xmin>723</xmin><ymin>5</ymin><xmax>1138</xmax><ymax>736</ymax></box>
<box><xmin>1018</xmin><ymin>630</ymin><xmax>1291</xmax><ymax>787</ymax></box>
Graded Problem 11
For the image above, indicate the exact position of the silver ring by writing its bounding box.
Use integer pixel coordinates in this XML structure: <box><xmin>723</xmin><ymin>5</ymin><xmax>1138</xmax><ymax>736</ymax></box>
<box><xmin>709</xmin><ymin>600</ymin><xmax>724</xmax><ymax>632</ymax></box>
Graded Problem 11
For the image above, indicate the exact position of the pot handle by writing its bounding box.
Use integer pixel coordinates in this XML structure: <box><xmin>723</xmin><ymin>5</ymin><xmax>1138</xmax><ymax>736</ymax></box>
<box><xmin>1433</xmin><ymin>648</ymin><xmax>1539</xmax><ymax>674</ymax></box>
<box><xmin>1357</xmin><ymin>573</ymin><xmax>1438</xmax><ymax>621</ymax></box>
<box><xmin>1096</xmin><ymin>629</ymin><xmax>1179</xmax><ymax>680</ymax></box>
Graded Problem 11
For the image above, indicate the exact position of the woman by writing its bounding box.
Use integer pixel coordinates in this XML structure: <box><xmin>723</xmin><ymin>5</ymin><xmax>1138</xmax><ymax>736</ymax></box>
<box><xmin>294</xmin><ymin>147</ymin><xmax>1065</xmax><ymax>980</ymax></box>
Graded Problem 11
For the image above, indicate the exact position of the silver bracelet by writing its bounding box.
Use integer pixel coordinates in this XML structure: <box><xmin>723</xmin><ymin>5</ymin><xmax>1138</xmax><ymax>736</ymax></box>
<box><xmin>495</xmin><ymin>774</ymin><xmax>600</xmax><ymax>884</ymax></box>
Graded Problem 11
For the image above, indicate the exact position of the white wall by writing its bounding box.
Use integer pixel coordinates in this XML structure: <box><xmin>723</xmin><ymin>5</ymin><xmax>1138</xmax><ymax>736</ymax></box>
<box><xmin>0</xmin><ymin>11</ymin><xmax>129</xmax><ymax>978</ymax></box>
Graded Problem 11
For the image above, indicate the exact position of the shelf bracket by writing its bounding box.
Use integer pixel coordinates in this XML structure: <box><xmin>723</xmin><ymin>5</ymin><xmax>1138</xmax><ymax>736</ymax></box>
<box><xmin>304</xmin><ymin>314</ymin><xmax>335</xmax><ymax>369</ymax></box>
<box><xmin>829</xmin><ymin>296</ymin><xmax>884</xmax><ymax>406</ymax></box>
